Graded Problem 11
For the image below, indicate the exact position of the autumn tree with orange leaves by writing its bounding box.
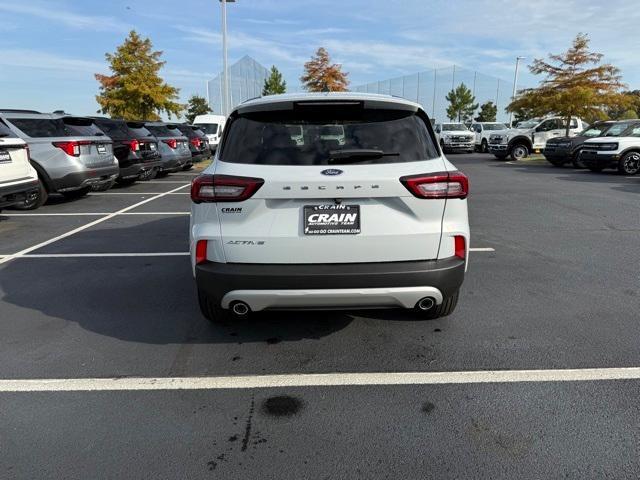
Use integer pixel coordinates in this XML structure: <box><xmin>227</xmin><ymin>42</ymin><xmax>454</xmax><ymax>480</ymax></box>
<box><xmin>507</xmin><ymin>33</ymin><xmax>628</xmax><ymax>135</ymax></box>
<box><xmin>300</xmin><ymin>48</ymin><xmax>349</xmax><ymax>92</ymax></box>
<box><xmin>95</xmin><ymin>31</ymin><xmax>183</xmax><ymax>120</ymax></box>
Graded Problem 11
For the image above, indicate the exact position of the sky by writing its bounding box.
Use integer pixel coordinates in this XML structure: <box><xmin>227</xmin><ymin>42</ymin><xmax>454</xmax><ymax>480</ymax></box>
<box><xmin>1</xmin><ymin>0</ymin><xmax>639</xmax><ymax>117</ymax></box>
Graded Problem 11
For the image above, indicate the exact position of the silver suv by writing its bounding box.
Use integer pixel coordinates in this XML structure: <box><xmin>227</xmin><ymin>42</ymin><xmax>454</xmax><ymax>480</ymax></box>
<box><xmin>0</xmin><ymin>111</ymin><xmax>119</xmax><ymax>208</ymax></box>
<box><xmin>144</xmin><ymin>122</ymin><xmax>192</xmax><ymax>176</ymax></box>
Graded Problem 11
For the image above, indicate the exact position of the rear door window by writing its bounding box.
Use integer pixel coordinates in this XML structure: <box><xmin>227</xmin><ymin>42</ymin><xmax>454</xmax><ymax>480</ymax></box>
<box><xmin>221</xmin><ymin>109</ymin><xmax>438</xmax><ymax>165</ymax></box>
<box><xmin>7</xmin><ymin>118</ymin><xmax>69</xmax><ymax>138</ymax></box>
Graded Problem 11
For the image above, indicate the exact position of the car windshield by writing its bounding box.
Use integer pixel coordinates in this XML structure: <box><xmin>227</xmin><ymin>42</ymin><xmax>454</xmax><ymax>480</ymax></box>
<box><xmin>442</xmin><ymin>124</ymin><xmax>467</xmax><ymax>131</ymax></box>
<box><xmin>6</xmin><ymin>117</ymin><xmax>71</xmax><ymax>137</ymax></box>
<box><xmin>221</xmin><ymin>108</ymin><xmax>438</xmax><ymax>165</ymax></box>
<box><xmin>194</xmin><ymin>123</ymin><xmax>218</xmax><ymax>135</ymax></box>
<box><xmin>483</xmin><ymin>123</ymin><xmax>508</xmax><ymax>131</ymax></box>
<box><xmin>581</xmin><ymin>124</ymin><xmax>611</xmax><ymax>137</ymax></box>
<box><xmin>515</xmin><ymin>119</ymin><xmax>540</xmax><ymax>128</ymax></box>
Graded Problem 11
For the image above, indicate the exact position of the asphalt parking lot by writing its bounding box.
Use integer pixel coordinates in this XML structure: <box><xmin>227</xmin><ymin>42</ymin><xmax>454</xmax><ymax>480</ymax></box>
<box><xmin>1</xmin><ymin>155</ymin><xmax>639</xmax><ymax>478</ymax></box>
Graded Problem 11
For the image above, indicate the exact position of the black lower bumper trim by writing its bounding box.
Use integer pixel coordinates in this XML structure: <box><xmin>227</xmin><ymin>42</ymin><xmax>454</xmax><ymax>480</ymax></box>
<box><xmin>0</xmin><ymin>180</ymin><xmax>39</xmax><ymax>208</ymax></box>
<box><xmin>196</xmin><ymin>258</ymin><xmax>465</xmax><ymax>303</ymax></box>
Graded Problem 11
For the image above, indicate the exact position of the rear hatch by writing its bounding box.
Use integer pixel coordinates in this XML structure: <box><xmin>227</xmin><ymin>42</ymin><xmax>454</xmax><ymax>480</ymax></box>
<box><xmin>0</xmin><ymin>120</ymin><xmax>33</xmax><ymax>182</ymax></box>
<box><xmin>146</xmin><ymin>124</ymin><xmax>189</xmax><ymax>159</ymax></box>
<box><xmin>209</xmin><ymin>100</ymin><xmax>449</xmax><ymax>264</ymax></box>
<box><xmin>125</xmin><ymin>122</ymin><xmax>160</xmax><ymax>163</ymax></box>
<box><xmin>60</xmin><ymin>117</ymin><xmax>114</xmax><ymax>167</ymax></box>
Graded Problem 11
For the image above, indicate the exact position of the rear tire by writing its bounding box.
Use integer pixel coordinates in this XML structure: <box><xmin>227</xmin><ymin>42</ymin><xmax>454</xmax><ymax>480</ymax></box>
<box><xmin>571</xmin><ymin>156</ymin><xmax>585</xmax><ymax>169</ymax></box>
<box><xmin>618</xmin><ymin>152</ymin><xmax>640</xmax><ymax>175</ymax></box>
<box><xmin>13</xmin><ymin>178</ymin><xmax>47</xmax><ymax>210</ymax></box>
<box><xmin>198</xmin><ymin>289</ymin><xmax>232</xmax><ymax>324</ymax></box>
<box><xmin>61</xmin><ymin>186</ymin><xmax>91</xmax><ymax>200</ymax></box>
<box><xmin>417</xmin><ymin>290</ymin><xmax>459</xmax><ymax>320</ymax></box>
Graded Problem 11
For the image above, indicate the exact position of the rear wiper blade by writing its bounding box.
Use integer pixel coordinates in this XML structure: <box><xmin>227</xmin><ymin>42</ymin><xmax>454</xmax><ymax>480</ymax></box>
<box><xmin>328</xmin><ymin>149</ymin><xmax>399</xmax><ymax>164</ymax></box>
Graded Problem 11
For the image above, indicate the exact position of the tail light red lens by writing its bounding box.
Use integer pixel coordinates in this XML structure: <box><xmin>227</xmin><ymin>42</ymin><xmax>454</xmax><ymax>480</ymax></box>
<box><xmin>123</xmin><ymin>139</ymin><xmax>140</xmax><ymax>152</ymax></box>
<box><xmin>454</xmin><ymin>235</ymin><xmax>466</xmax><ymax>260</ymax></box>
<box><xmin>195</xmin><ymin>240</ymin><xmax>208</xmax><ymax>264</ymax></box>
<box><xmin>191</xmin><ymin>174</ymin><xmax>264</xmax><ymax>203</ymax></box>
<box><xmin>400</xmin><ymin>171</ymin><xmax>469</xmax><ymax>199</ymax></box>
<box><xmin>52</xmin><ymin>140</ymin><xmax>91</xmax><ymax>157</ymax></box>
<box><xmin>190</xmin><ymin>137</ymin><xmax>202</xmax><ymax>149</ymax></box>
<box><xmin>163</xmin><ymin>139</ymin><xmax>178</xmax><ymax>149</ymax></box>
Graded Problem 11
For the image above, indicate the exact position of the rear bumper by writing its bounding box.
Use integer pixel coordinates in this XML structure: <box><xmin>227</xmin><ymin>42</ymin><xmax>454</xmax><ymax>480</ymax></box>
<box><xmin>50</xmin><ymin>166</ymin><xmax>119</xmax><ymax>192</ymax></box>
<box><xmin>0</xmin><ymin>179</ymin><xmax>39</xmax><ymax>208</ymax></box>
<box><xmin>580</xmin><ymin>151</ymin><xmax>619</xmax><ymax>169</ymax></box>
<box><xmin>195</xmin><ymin>258</ymin><xmax>465</xmax><ymax>311</ymax></box>
<box><xmin>160</xmin><ymin>153</ymin><xmax>191</xmax><ymax>172</ymax></box>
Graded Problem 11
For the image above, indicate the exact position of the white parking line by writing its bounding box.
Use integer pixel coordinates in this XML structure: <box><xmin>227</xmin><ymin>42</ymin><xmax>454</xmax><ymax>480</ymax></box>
<box><xmin>2</xmin><ymin>367</ymin><xmax>640</xmax><ymax>392</ymax></box>
<box><xmin>0</xmin><ymin>184</ymin><xmax>190</xmax><ymax>265</ymax></box>
<box><xmin>469</xmin><ymin>247</ymin><xmax>495</xmax><ymax>252</ymax></box>
<box><xmin>89</xmin><ymin>192</ymin><xmax>189</xmax><ymax>195</ymax></box>
<box><xmin>1</xmin><ymin>212</ymin><xmax>190</xmax><ymax>216</ymax></box>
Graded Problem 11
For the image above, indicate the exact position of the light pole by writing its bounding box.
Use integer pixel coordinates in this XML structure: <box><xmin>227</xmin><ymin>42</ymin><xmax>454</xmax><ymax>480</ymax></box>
<box><xmin>509</xmin><ymin>56</ymin><xmax>525</xmax><ymax>127</ymax></box>
<box><xmin>220</xmin><ymin>0</ymin><xmax>235</xmax><ymax>117</ymax></box>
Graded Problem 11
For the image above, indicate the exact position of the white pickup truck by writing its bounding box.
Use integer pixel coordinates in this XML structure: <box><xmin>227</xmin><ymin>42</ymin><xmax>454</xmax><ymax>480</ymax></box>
<box><xmin>469</xmin><ymin>122</ymin><xmax>508</xmax><ymax>153</ymax></box>
<box><xmin>488</xmin><ymin>116</ymin><xmax>587</xmax><ymax>160</ymax></box>
<box><xmin>434</xmin><ymin>123</ymin><xmax>475</xmax><ymax>153</ymax></box>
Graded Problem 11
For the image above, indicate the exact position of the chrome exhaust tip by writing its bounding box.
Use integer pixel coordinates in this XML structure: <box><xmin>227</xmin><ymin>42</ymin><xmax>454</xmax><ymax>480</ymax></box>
<box><xmin>417</xmin><ymin>297</ymin><xmax>435</xmax><ymax>311</ymax></box>
<box><xmin>231</xmin><ymin>301</ymin><xmax>250</xmax><ymax>316</ymax></box>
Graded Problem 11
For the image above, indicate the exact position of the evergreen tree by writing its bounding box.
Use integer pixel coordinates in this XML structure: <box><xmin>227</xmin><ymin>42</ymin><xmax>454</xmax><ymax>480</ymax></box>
<box><xmin>185</xmin><ymin>95</ymin><xmax>212</xmax><ymax>124</ymax></box>
<box><xmin>262</xmin><ymin>66</ymin><xmax>287</xmax><ymax>96</ymax></box>
<box><xmin>446</xmin><ymin>83</ymin><xmax>478</xmax><ymax>122</ymax></box>
<box><xmin>474</xmin><ymin>101</ymin><xmax>497</xmax><ymax>122</ymax></box>
<box><xmin>95</xmin><ymin>31</ymin><xmax>183</xmax><ymax>120</ymax></box>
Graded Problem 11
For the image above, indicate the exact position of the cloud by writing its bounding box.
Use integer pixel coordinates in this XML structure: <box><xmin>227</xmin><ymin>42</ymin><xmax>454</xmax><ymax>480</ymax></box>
<box><xmin>0</xmin><ymin>1</ymin><xmax>127</xmax><ymax>32</ymax></box>
<box><xmin>0</xmin><ymin>48</ymin><xmax>104</xmax><ymax>73</ymax></box>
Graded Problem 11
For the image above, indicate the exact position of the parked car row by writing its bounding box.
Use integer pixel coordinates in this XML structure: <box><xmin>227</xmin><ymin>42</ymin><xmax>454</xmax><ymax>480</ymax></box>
<box><xmin>0</xmin><ymin>110</ymin><xmax>215</xmax><ymax>212</ymax></box>
<box><xmin>543</xmin><ymin>119</ymin><xmax>640</xmax><ymax>175</ymax></box>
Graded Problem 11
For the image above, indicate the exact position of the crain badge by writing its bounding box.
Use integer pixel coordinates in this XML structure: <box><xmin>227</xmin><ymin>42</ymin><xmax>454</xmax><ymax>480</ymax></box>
<box><xmin>320</xmin><ymin>169</ymin><xmax>344</xmax><ymax>176</ymax></box>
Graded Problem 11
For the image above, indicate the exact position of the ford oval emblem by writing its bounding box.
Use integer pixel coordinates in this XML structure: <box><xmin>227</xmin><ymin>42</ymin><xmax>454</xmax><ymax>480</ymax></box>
<box><xmin>321</xmin><ymin>168</ymin><xmax>343</xmax><ymax>176</ymax></box>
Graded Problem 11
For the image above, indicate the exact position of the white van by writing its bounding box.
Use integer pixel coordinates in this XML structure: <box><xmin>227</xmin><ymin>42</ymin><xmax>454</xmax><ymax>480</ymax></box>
<box><xmin>193</xmin><ymin>114</ymin><xmax>226</xmax><ymax>153</ymax></box>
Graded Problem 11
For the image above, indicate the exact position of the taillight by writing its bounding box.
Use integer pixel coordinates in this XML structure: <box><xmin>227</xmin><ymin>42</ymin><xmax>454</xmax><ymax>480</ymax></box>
<box><xmin>191</xmin><ymin>174</ymin><xmax>264</xmax><ymax>203</ymax></box>
<box><xmin>123</xmin><ymin>139</ymin><xmax>140</xmax><ymax>152</ymax></box>
<box><xmin>454</xmin><ymin>235</ymin><xmax>466</xmax><ymax>260</ymax></box>
<box><xmin>163</xmin><ymin>139</ymin><xmax>178</xmax><ymax>149</ymax></box>
<box><xmin>190</xmin><ymin>137</ymin><xmax>202</xmax><ymax>149</ymax></box>
<box><xmin>195</xmin><ymin>240</ymin><xmax>208</xmax><ymax>264</ymax></box>
<box><xmin>400</xmin><ymin>171</ymin><xmax>468</xmax><ymax>199</ymax></box>
<box><xmin>52</xmin><ymin>140</ymin><xmax>90</xmax><ymax>157</ymax></box>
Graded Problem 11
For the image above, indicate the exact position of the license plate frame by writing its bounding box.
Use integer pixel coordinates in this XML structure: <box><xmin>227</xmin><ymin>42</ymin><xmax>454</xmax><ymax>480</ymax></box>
<box><xmin>303</xmin><ymin>204</ymin><xmax>361</xmax><ymax>235</ymax></box>
<box><xmin>0</xmin><ymin>150</ymin><xmax>11</xmax><ymax>163</ymax></box>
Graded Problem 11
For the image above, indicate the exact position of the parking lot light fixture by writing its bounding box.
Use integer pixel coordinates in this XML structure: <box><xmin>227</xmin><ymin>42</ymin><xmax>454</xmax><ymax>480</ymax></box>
<box><xmin>219</xmin><ymin>0</ymin><xmax>236</xmax><ymax>117</ymax></box>
<box><xmin>509</xmin><ymin>56</ymin><xmax>525</xmax><ymax>127</ymax></box>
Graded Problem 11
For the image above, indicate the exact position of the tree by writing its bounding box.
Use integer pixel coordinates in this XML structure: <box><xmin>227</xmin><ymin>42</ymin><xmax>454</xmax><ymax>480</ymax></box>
<box><xmin>618</xmin><ymin>109</ymin><xmax>638</xmax><ymax>120</ymax></box>
<box><xmin>185</xmin><ymin>95</ymin><xmax>212</xmax><ymax>124</ymax></box>
<box><xmin>445</xmin><ymin>83</ymin><xmax>478</xmax><ymax>122</ymax></box>
<box><xmin>300</xmin><ymin>47</ymin><xmax>349</xmax><ymax>92</ymax></box>
<box><xmin>474</xmin><ymin>101</ymin><xmax>497</xmax><ymax>122</ymax></box>
<box><xmin>95</xmin><ymin>30</ymin><xmax>183</xmax><ymax>120</ymax></box>
<box><xmin>607</xmin><ymin>90</ymin><xmax>640</xmax><ymax>119</ymax></box>
<box><xmin>507</xmin><ymin>33</ymin><xmax>628</xmax><ymax>136</ymax></box>
<box><xmin>262</xmin><ymin>66</ymin><xmax>287</xmax><ymax>96</ymax></box>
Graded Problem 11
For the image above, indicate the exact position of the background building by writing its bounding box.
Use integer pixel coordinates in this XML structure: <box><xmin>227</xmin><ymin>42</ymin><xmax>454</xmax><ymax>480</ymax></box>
<box><xmin>206</xmin><ymin>55</ymin><xmax>268</xmax><ymax>115</ymax></box>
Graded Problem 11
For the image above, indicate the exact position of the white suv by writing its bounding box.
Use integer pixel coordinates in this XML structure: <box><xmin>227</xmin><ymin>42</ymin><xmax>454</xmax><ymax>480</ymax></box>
<box><xmin>190</xmin><ymin>93</ymin><xmax>470</xmax><ymax>322</ymax></box>
<box><xmin>0</xmin><ymin>118</ymin><xmax>39</xmax><ymax>213</ymax></box>
<box><xmin>580</xmin><ymin>120</ymin><xmax>640</xmax><ymax>175</ymax></box>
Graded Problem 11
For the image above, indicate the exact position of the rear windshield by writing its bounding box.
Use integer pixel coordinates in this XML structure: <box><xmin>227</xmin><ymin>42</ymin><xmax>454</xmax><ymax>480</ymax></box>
<box><xmin>65</xmin><ymin>123</ymin><xmax>106</xmax><ymax>137</ymax></box>
<box><xmin>92</xmin><ymin>119</ymin><xmax>130</xmax><ymax>140</ymax></box>
<box><xmin>128</xmin><ymin>125</ymin><xmax>153</xmax><ymax>138</ymax></box>
<box><xmin>221</xmin><ymin>109</ymin><xmax>438</xmax><ymax>165</ymax></box>
<box><xmin>195</xmin><ymin>123</ymin><xmax>219</xmax><ymax>135</ymax></box>
<box><xmin>175</xmin><ymin>125</ymin><xmax>198</xmax><ymax>138</ymax></box>
<box><xmin>146</xmin><ymin>125</ymin><xmax>174</xmax><ymax>137</ymax></box>
<box><xmin>7</xmin><ymin>118</ymin><xmax>70</xmax><ymax>138</ymax></box>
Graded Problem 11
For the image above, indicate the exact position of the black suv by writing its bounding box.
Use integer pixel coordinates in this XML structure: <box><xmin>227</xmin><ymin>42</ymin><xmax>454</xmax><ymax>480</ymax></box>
<box><xmin>543</xmin><ymin>121</ymin><xmax>622</xmax><ymax>168</ymax></box>
<box><xmin>90</xmin><ymin>118</ymin><xmax>162</xmax><ymax>184</ymax></box>
<box><xmin>174</xmin><ymin>124</ymin><xmax>210</xmax><ymax>168</ymax></box>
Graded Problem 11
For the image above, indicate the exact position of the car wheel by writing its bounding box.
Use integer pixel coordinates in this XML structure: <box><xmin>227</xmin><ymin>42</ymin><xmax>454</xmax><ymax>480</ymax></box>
<box><xmin>571</xmin><ymin>155</ymin><xmax>585</xmax><ymax>169</ymax></box>
<box><xmin>510</xmin><ymin>143</ymin><xmax>529</xmax><ymax>161</ymax></box>
<box><xmin>618</xmin><ymin>151</ymin><xmax>640</xmax><ymax>175</ymax></box>
<box><xmin>481</xmin><ymin>139</ymin><xmax>488</xmax><ymax>153</ymax></box>
<box><xmin>138</xmin><ymin>167</ymin><xmax>158</xmax><ymax>181</ymax></box>
<box><xmin>417</xmin><ymin>290</ymin><xmax>459</xmax><ymax>320</ymax></box>
<box><xmin>198</xmin><ymin>289</ymin><xmax>233</xmax><ymax>324</ymax></box>
<box><xmin>12</xmin><ymin>178</ymin><xmax>48</xmax><ymax>210</ymax></box>
<box><xmin>61</xmin><ymin>186</ymin><xmax>91</xmax><ymax>200</ymax></box>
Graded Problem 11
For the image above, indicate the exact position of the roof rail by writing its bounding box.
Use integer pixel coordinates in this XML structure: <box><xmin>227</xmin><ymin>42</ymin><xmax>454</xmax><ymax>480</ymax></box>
<box><xmin>0</xmin><ymin>109</ymin><xmax>41</xmax><ymax>114</ymax></box>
